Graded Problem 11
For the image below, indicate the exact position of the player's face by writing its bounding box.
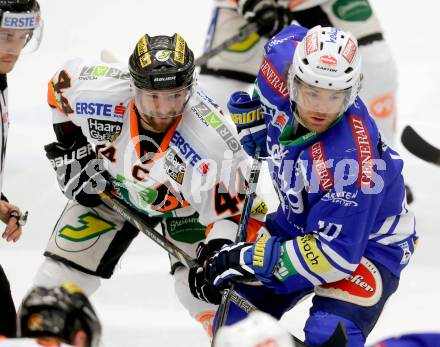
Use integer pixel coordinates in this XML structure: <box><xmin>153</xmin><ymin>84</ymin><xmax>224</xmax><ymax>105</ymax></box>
<box><xmin>296</xmin><ymin>83</ymin><xmax>347</xmax><ymax>133</ymax></box>
<box><xmin>0</xmin><ymin>29</ymin><xmax>31</xmax><ymax>73</ymax></box>
<box><xmin>134</xmin><ymin>85</ymin><xmax>192</xmax><ymax>133</ymax></box>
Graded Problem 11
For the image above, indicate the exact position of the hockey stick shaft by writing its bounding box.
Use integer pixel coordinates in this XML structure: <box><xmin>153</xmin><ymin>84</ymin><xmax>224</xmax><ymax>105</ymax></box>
<box><xmin>195</xmin><ymin>22</ymin><xmax>259</xmax><ymax>66</ymax></box>
<box><xmin>401</xmin><ymin>125</ymin><xmax>440</xmax><ymax>166</ymax></box>
<box><xmin>236</xmin><ymin>153</ymin><xmax>263</xmax><ymax>243</ymax></box>
<box><xmin>214</xmin><ymin>150</ymin><xmax>262</xmax><ymax>337</ymax></box>
<box><xmin>99</xmin><ymin>190</ymin><xmax>197</xmax><ymax>268</ymax></box>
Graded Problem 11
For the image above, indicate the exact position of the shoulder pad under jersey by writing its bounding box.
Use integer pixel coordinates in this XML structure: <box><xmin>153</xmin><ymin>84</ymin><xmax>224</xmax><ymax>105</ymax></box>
<box><xmin>174</xmin><ymin>87</ymin><xmax>248</xmax><ymax>165</ymax></box>
<box><xmin>47</xmin><ymin>57</ymin><xmax>132</xmax><ymax>144</ymax></box>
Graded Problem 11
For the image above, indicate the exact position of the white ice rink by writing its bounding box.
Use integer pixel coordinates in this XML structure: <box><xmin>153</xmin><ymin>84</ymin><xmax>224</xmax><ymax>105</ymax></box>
<box><xmin>0</xmin><ymin>1</ymin><xmax>439</xmax><ymax>346</ymax></box>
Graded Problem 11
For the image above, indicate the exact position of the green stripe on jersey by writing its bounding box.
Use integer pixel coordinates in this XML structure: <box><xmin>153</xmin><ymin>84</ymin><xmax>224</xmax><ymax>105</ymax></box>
<box><xmin>274</xmin><ymin>242</ymin><xmax>298</xmax><ymax>281</ymax></box>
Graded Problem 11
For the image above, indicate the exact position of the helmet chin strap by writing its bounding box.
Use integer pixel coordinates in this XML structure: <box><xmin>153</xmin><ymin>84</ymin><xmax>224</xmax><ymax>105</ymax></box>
<box><xmin>293</xmin><ymin>111</ymin><xmax>307</xmax><ymax>130</ymax></box>
<box><xmin>290</xmin><ymin>99</ymin><xmax>308</xmax><ymax>131</ymax></box>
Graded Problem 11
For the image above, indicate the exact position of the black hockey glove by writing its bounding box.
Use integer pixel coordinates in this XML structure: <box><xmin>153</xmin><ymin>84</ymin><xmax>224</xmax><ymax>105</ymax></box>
<box><xmin>45</xmin><ymin>139</ymin><xmax>109</xmax><ymax>207</ymax></box>
<box><xmin>188</xmin><ymin>239</ymin><xmax>232</xmax><ymax>305</ymax></box>
<box><xmin>237</xmin><ymin>0</ymin><xmax>289</xmax><ymax>37</ymax></box>
<box><xmin>189</xmin><ymin>266</ymin><xmax>222</xmax><ymax>305</ymax></box>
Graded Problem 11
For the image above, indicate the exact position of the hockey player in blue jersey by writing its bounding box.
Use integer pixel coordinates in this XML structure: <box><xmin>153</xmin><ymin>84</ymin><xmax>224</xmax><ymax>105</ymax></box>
<box><xmin>189</xmin><ymin>24</ymin><xmax>418</xmax><ymax>346</ymax></box>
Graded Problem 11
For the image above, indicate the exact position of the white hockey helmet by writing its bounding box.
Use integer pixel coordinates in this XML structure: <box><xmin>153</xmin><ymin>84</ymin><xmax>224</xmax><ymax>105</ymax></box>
<box><xmin>288</xmin><ymin>25</ymin><xmax>362</xmax><ymax>113</ymax></box>
<box><xmin>214</xmin><ymin>312</ymin><xmax>294</xmax><ymax>347</ymax></box>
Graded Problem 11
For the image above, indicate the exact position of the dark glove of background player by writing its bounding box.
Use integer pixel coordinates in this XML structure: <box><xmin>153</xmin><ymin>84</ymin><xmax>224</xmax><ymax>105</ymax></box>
<box><xmin>228</xmin><ymin>91</ymin><xmax>269</xmax><ymax>157</ymax></box>
<box><xmin>44</xmin><ymin>139</ymin><xmax>109</xmax><ymax>207</ymax></box>
<box><xmin>189</xmin><ymin>239</ymin><xmax>232</xmax><ymax>304</ymax></box>
<box><xmin>237</xmin><ymin>0</ymin><xmax>290</xmax><ymax>37</ymax></box>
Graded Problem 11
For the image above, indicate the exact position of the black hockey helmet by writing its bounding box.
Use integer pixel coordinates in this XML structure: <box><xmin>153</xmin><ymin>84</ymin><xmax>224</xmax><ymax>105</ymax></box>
<box><xmin>18</xmin><ymin>282</ymin><xmax>102</xmax><ymax>347</ymax></box>
<box><xmin>0</xmin><ymin>0</ymin><xmax>39</xmax><ymax>13</ymax></box>
<box><xmin>0</xmin><ymin>0</ymin><xmax>43</xmax><ymax>54</ymax></box>
<box><xmin>129</xmin><ymin>33</ymin><xmax>195</xmax><ymax>90</ymax></box>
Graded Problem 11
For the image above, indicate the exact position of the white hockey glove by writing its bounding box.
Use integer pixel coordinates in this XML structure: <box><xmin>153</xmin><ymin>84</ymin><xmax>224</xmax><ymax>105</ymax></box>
<box><xmin>45</xmin><ymin>139</ymin><xmax>109</xmax><ymax>207</ymax></box>
<box><xmin>237</xmin><ymin>0</ymin><xmax>289</xmax><ymax>37</ymax></box>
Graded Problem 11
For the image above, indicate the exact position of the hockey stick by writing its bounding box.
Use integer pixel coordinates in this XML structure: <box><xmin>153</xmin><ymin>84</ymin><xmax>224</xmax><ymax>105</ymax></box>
<box><xmin>401</xmin><ymin>125</ymin><xmax>440</xmax><ymax>166</ymax></box>
<box><xmin>195</xmin><ymin>21</ymin><xmax>259</xmax><ymax>66</ymax></box>
<box><xmin>212</xmin><ymin>150</ymin><xmax>263</xmax><ymax>346</ymax></box>
<box><xmin>98</xmin><ymin>190</ymin><xmax>256</xmax><ymax>313</ymax></box>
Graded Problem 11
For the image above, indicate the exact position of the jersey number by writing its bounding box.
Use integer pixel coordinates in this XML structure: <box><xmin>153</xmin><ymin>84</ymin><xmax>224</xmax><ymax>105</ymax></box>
<box><xmin>53</xmin><ymin>70</ymin><xmax>74</xmax><ymax>114</ymax></box>
<box><xmin>214</xmin><ymin>171</ymin><xmax>247</xmax><ymax>215</ymax></box>
<box><xmin>96</xmin><ymin>145</ymin><xmax>117</xmax><ymax>163</ymax></box>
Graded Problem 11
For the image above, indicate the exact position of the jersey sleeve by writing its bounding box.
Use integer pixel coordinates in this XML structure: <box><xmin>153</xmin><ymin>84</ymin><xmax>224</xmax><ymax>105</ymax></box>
<box><xmin>47</xmin><ymin>59</ymin><xmax>78</xmax><ymax>125</ymax></box>
<box><xmin>274</xmin><ymin>173</ymin><xmax>383</xmax><ymax>292</ymax></box>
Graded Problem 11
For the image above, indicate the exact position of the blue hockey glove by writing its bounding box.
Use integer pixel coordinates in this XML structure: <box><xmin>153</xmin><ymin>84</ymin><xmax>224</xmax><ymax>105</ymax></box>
<box><xmin>228</xmin><ymin>91</ymin><xmax>269</xmax><ymax>157</ymax></box>
<box><xmin>205</xmin><ymin>236</ymin><xmax>281</xmax><ymax>288</ymax></box>
<box><xmin>45</xmin><ymin>139</ymin><xmax>109</xmax><ymax>207</ymax></box>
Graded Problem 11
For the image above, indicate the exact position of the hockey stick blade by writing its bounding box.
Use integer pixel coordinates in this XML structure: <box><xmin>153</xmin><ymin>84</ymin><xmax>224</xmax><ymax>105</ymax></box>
<box><xmin>401</xmin><ymin>125</ymin><xmax>440</xmax><ymax>166</ymax></box>
<box><xmin>289</xmin><ymin>322</ymin><xmax>347</xmax><ymax>347</ymax></box>
<box><xmin>195</xmin><ymin>22</ymin><xmax>258</xmax><ymax>66</ymax></box>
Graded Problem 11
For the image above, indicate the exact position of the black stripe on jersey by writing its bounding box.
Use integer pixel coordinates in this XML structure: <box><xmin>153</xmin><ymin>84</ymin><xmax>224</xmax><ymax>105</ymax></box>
<box><xmin>0</xmin><ymin>74</ymin><xmax>7</xmax><ymax>179</ymax></box>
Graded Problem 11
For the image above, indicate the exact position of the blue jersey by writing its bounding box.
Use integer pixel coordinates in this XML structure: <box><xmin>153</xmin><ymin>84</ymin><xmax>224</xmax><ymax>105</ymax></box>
<box><xmin>255</xmin><ymin>25</ymin><xmax>417</xmax><ymax>293</ymax></box>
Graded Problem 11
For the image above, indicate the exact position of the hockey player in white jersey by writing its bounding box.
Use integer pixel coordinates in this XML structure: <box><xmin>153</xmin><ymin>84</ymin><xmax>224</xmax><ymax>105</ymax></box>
<box><xmin>0</xmin><ymin>282</ymin><xmax>102</xmax><ymax>347</ymax></box>
<box><xmin>32</xmin><ymin>33</ymin><xmax>267</xmax><ymax>337</ymax></box>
